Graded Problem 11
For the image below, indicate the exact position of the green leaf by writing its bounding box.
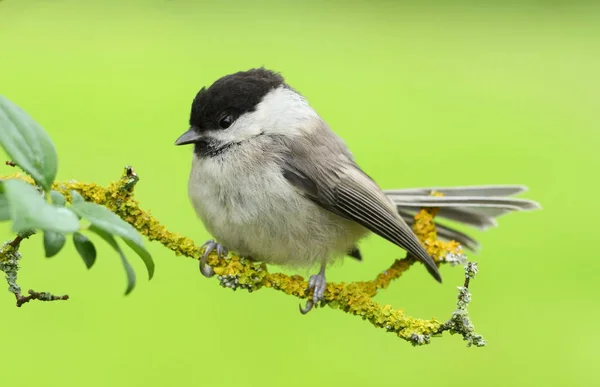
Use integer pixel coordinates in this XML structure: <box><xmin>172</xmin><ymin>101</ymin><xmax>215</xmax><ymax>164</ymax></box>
<box><xmin>3</xmin><ymin>179</ymin><xmax>80</xmax><ymax>233</ymax></box>
<box><xmin>73</xmin><ymin>232</ymin><xmax>97</xmax><ymax>269</ymax></box>
<box><xmin>70</xmin><ymin>201</ymin><xmax>154</xmax><ymax>279</ymax></box>
<box><xmin>50</xmin><ymin>190</ymin><xmax>66</xmax><ymax>206</ymax></box>
<box><xmin>122</xmin><ymin>238</ymin><xmax>154</xmax><ymax>279</ymax></box>
<box><xmin>89</xmin><ymin>226</ymin><xmax>136</xmax><ymax>295</ymax></box>
<box><xmin>0</xmin><ymin>96</ymin><xmax>58</xmax><ymax>191</ymax></box>
<box><xmin>0</xmin><ymin>181</ymin><xmax>9</xmax><ymax>221</ymax></box>
<box><xmin>43</xmin><ymin>231</ymin><xmax>66</xmax><ymax>258</ymax></box>
<box><xmin>70</xmin><ymin>190</ymin><xmax>84</xmax><ymax>204</ymax></box>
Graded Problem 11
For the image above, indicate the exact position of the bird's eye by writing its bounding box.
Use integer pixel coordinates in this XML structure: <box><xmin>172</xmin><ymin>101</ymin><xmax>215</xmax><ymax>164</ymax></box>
<box><xmin>218</xmin><ymin>115</ymin><xmax>234</xmax><ymax>129</ymax></box>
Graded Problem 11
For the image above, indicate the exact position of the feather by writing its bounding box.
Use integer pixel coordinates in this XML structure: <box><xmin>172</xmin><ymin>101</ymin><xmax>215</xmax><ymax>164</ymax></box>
<box><xmin>391</xmin><ymin>184</ymin><xmax>540</xmax><ymax>250</ymax></box>
<box><xmin>276</xmin><ymin>129</ymin><xmax>442</xmax><ymax>283</ymax></box>
<box><xmin>385</xmin><ymin>185</ymin><xmax>540</xmax><ymax>230</ymax></box>
<box><xmin>383</xmin><ymin>185</ymin><xmax>528</xmax><ymax>197</ymax></box>
<box><xmin>385</xmin><ymin>195</ymin><xmax>541</xmax><ymax>211</ymax></box>
<box><xmin>347</xmin><ymin>246</ymin><xmax>362</xmax><ymax>260</ymax></box>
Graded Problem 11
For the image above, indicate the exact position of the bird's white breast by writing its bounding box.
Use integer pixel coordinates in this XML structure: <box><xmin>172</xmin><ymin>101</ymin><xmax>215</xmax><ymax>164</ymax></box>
<box><xmin>187</xmin><ymin>138</ymin><xmax>366</xmax><ymax>269</ymax></box>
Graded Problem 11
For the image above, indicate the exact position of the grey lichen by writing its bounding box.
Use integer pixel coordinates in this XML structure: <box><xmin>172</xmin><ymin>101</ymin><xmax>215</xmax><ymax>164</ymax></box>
<box><xmin>31</xmin><ymin>290</ymin><xmax>55</xmax><ymax>301</ymax></box>
<box><xmin>0</xmin><ymin>230</ymin><xmax>36</xmax><ymax>296</ymax></box>
<box><xmin>442</xmin><ymin>262</ymin><xmax>487</xmax><ymax>347</ymax></box>
<box><xmin>217</xmin><ymin>274</ymin><xmax>241</xmax><ymax>290</ymax></box>
<box><xmin>409</xmin><ymin>333</ymin><xmax>431</xmax><ymax>346</ymax></box>
<box><xmin>443</xmin><ymin>247</ymin><xmax>468</xmax><ymax>266</ymax></box>
<box><xmin>0</xmin><ymin>241</ymin><xmax>22</xmax><ymax>295</ymax></box>
<box><xmin>465</xmin><ymin>261</ymin><xmax>478</xmax><ymax>278</ymax></box>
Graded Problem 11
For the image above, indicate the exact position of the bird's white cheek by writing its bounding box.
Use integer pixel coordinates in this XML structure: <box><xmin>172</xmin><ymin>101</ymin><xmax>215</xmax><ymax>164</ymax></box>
<box><xmin>254</xmin><ymin>86</ymin><xmax>320</xmax><ymax>136</ymax></box>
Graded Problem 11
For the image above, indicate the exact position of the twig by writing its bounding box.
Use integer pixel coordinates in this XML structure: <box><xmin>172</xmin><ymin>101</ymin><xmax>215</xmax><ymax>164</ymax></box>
<box><xmin>438</xmin><ymin>262</ymin><xmax>486</xmax><ymax>347</ymax></box>
<box><xmin>15</xmin><ymin>289</ymin><xmax>69</xmax><ymax>307</ymax></box>
<box><xmin>8</xmin><ymin>230</ymin><xmax>35</xmax><ymax>248</ymax></box>
<box><xmin>120</xmin><ymin>165</ymin><xmax>139</xmax><ymax>193</ymax></box>
<box><xmin>0</xmin><ymin>230</ymin><xmax>69</xmax><ymax>308</ymax></box>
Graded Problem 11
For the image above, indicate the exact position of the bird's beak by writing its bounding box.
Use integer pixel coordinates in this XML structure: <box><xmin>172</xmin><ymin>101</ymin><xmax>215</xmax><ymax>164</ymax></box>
<box><xmin>174</xmin><ymin>127</ymin><xmax>202</xmax><ymax>146</ymax></box>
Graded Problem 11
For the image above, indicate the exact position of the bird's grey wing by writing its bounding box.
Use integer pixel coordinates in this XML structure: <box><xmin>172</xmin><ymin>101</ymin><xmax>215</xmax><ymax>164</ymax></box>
<box><xmin>385</xmin><ymin>185</ymin><xmax>541</xmax><ymax>230</ymax></box>
<box><xmin>276</xmin><ymin>133</ymin><xmax>441</xmax><ymax>282</ymax></box>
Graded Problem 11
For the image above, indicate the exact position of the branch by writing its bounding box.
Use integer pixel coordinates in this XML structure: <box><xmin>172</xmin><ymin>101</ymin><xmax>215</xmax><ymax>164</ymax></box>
<box><xmin>439</xmin><ymin>262</ymin><xmax>486</xmax><ymax>347</ymax></box>
<box><xmin>0</xmin><ymin>230</ymin><xmax>70</xmax><ymax>307</ymax></box>
<box><xmin>0</xmin><ymin>168</ymin><xmax>485</xmax><ymax>346</ymax></box>
<box><xmin>15</xmin><ymin>289</ymin><xmax>69</xmax><ymax>307</ymax></box>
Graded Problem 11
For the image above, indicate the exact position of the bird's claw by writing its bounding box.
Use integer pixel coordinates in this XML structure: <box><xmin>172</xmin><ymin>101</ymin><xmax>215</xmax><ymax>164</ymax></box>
<box><xmin>299</xmin><ymin>270</ymin><xmax>327</xmax><ymax>314</ymax></box>
<box><xmin>299</xmin><ymin>300</ymin><xmax>314</xmax><ymax>314</ymax></box>
<box><xmin>199</xmin><ymin>240</ymin><xmax>228</xmax><ymax>278</ymax></box>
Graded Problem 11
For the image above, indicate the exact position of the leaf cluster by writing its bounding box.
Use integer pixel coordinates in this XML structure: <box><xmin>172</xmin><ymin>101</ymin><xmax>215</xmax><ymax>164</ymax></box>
<box><xmin>0</xmin><ymin>96</ymin><xmax>154</xmax><ymax>294</ymax></box>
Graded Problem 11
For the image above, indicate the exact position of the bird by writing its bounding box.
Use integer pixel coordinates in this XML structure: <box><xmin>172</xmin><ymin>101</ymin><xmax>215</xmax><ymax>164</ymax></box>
<box><xmin>174</xmin><ymin>68</ymin><xmax>540</xmax><ymax>313</ymax></box>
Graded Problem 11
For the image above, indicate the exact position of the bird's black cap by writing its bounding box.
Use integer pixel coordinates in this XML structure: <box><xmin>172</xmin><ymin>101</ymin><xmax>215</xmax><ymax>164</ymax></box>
<box><xmin>188</xmin><ymin>67</ymin><xmax>285</xmax><ymax>132</ymax></box>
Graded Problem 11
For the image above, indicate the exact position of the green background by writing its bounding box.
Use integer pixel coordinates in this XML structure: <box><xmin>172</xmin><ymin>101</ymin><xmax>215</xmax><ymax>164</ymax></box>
<box><xmin>1</xmin><ymin>1</ymin><xmax>598</xmax><ymax>386</ymax></box>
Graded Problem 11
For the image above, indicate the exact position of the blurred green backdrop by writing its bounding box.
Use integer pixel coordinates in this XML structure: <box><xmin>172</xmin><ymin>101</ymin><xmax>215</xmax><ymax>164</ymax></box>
<box><xmin>1</xmin><ymin>0</ymin><xmax>598</xmax><ymax>386</ymax></box>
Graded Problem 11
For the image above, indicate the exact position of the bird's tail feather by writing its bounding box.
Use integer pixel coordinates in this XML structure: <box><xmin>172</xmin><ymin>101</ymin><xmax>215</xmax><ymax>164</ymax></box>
<box><xmin>384</xmin><ymin>185</ymin><xmax>528</xmax><ymax>197</ymax></box>
<box><xmin>386</xmin><ymin>185</ymin><xmax>540</xmax><ymax>251</ymax></box>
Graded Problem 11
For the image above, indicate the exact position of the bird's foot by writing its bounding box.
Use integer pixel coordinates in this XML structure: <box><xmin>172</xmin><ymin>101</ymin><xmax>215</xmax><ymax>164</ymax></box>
<box><xmin>299</xmin><ymin>270</ymin><xmax>327</xmax><ymax>314</ymax></box>
<box><xmin>199</xmin><ymin>240</ymin><xmax>229</xmax><ymax>278</ymax></box>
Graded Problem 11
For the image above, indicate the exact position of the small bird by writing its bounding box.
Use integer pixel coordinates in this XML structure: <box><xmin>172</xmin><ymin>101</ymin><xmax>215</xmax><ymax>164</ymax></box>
<box><xmin>175</xmin><ymin>68</ymin><xmax>540</xmax><ymax>313</ymax></box>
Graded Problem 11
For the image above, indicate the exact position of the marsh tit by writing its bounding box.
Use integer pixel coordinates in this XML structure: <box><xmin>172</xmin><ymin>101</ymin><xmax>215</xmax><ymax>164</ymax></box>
<box><xmin>175</xmin><ymin>68</ymin><xmax>540</xmax><ymax>313</ymax></box>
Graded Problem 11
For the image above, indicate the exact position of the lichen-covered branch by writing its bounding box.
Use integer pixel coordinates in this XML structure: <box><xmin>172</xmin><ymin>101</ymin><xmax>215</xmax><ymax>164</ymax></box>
<box><xmin>0</xmin><ymin>230</ymin><xmax>69</xmax><ymax>307</ymax></box>
<box><xmin>0</xmin><ymin>230</ymin><xmax>36</xmax><ymax>297</ymax></box>
<box><xmin>0</xmin><ymin>168</ymin><xmax>485</xmax><ymax>346</ymax></box>
<box><xmin>440</xmin><ymin>262</ymin><xmax>486</xmax><ymax>347</ymax></box>
<box><xmin>15</xmin><ymin>289</ymin><xmax>69</xmax><ymax>307</ymax></box>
